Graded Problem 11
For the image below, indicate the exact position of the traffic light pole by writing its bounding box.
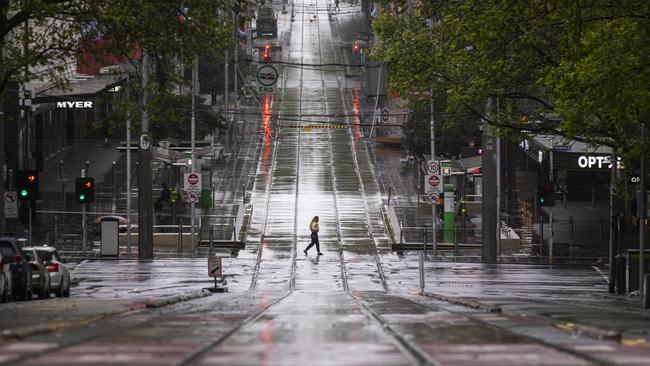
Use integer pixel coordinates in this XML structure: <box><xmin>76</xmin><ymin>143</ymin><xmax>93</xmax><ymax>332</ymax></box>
<box><xmin>81</xmin><ymin>168</ymin><xmax>87</xmax><ymax>258</ymax></box>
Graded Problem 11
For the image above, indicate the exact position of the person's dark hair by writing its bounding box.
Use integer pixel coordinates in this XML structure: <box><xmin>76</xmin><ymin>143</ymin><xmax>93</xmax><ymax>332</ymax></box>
<box><xmin>312</xmin><ymin>216</ymin><xmax>319</xmax><ymax>222</ymax></box>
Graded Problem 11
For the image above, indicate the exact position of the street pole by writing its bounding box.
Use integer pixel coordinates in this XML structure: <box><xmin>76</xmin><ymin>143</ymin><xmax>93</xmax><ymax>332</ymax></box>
<box><xmin>81</xmin><ymin>168</ymin><xmax>87</xmax><ymax>258</ymax></box>
<box><xmin>481</xmin><ymin>98</ymin><xmax>497</xmax><ymax>263</ymax></box>
<box><xmin>495</xmin><ymin>97</ymin><xmax>501</xmax><ymax>256</ymax></box>
<box><xmin>640</xmin><ymin>123</ymin><xmax>646</xmax><ymax>298</ymax></box>
<box><xmin>191</xmin><ymin>55</ymin><xmax>198</xmax><ymax>253</ymax></box>
<box><xmin>233</xmin><ymin>17</ymin><xmax>239</xmax><ymax>156</ymax></box>
<box><xmin>138</xmin><ymin>52</ymin><xmax>154</xmax><ymax>259</ymax></box>
<box><xmin>430</xmin><ymin>87</ymin><xmax>436</xmax><ymax>259</ymax></box>
<box><xmin>225</xmin><ymin>48</ymin><xmax>229</xmax><ymax>152</ymax></box>
<box><xmin>550</xmin><ymin>150</ymin><xmax>554</xmax><ymax>263</ymax></box>
<box><xmin>0</xmin><ymin>111</ymin><xmax>4</xmax><ymax>234</ymax></box>
<box><xmin>609</xmin><ymin>154</ymin><xmax>615</xmax><ymax>293</ymax></box>
<box><xmin>126</xmin><ymin>75</ymin><xmax>132</xmax><ymax>257</ymax></box>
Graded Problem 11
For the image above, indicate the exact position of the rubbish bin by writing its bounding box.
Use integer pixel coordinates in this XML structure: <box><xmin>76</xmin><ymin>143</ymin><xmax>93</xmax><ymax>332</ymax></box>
<box><xmin>100</xmin><ymin>217</ymin><xmax>119</xmax><ymax>258</ymax></box>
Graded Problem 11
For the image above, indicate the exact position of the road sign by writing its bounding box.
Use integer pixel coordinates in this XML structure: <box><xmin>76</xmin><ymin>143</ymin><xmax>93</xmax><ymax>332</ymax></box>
<box><xmin>140</xmin><ymin>133</ymin><xmax>150</xmax><ymax>150</ymax></box>
<box><xmin>4</xmin><ymin>191</ymin><xmax>17</xmax><ymax>218</ymax></box>
<box><xmin>184</xmin><ymin>172</ymin><xmax>202</xmax><ymax>191</ymax></box>
<box><xmin>257</xmin><ymin>64</ymin><xmax>279</xmax><ymax>93</ymax></box>
<box><xmin>428</xmin><ymin>192</ymin><xmax>439</xmax><ymax>205</ymax></box>
<box><xmin>381</xmin><ymin>107</ymin><xmax>390</xmax><ymax>122</ymax></box>
<box><xmin>186</xmin><ymin>191</ymin><xmax>199</xmax><ymax>203</ymax></box>
<box><xmin>427</xmin><ymin>161</ymin><xmax>440</xmax><ymax>174</ymax></box>
<box><xmin>428</xmin><ymin>175</ymin><xmax>440</xmax><ymax>187</ymax></box>
<box><xmin>208</xmin><ymin>256</ymin><xmax>222</xmax><ymax>278</ymax></box>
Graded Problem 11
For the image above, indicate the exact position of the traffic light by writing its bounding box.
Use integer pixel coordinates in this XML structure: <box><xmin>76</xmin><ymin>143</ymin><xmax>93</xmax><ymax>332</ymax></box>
<box><xmin>352</xmin><ymin>41</ymin><xmax>361</xmax><ymax>53</ymax></box>
<box><xmin>262</xmin><ymin>43</ymin><xmax>271</xmax><ymax>62</ymax></box>
<box><xmin>75</xmin><ymin>177</ymin><xmax>95</xmax><ymax>204</ymax></box>
<box><xmin>537</xmin><ymin>181</ymin><xmax>556</xmax><ymax>207</ymax></box>
<box><xmin>16</xmin><ymin>170</ymin><xmax>39</xmax><ymax>201</ymax></box>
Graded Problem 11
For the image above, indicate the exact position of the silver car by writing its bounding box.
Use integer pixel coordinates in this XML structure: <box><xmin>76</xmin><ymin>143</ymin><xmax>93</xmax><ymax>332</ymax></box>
<box><xmin>33</xmin><ymin>246</ymin><xmax>70</xmax><ymax>297</ymax></box>
<box><xmin>0</xmin><ymin>251</ymin><xmax>11</xmax><ymax>302</ymax></box>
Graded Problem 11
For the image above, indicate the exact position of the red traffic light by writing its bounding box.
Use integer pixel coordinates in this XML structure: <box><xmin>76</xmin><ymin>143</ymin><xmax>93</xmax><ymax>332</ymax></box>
<box><xmin>264</xmin><ymin>43</ymin><xmax>271</xmax><ymax>51</ymax></box>
<box><xmin>352</xmin><ymin>42</ymin><xmax>360</xmax><ymax>52</ymax></box>
<box><xmin>27</xmin><ymin>175</ymin><xmax>36</xmax><ymax>182</ymax></box>
<box><xmin>262</xmin><ymin>52</ymin><xmax>270</xmax><ymax>61</ymax></box>
<box><xmin>84</xmin><ymin>181</ymin><xmax>93</xmax><ymax>189</ymax></box>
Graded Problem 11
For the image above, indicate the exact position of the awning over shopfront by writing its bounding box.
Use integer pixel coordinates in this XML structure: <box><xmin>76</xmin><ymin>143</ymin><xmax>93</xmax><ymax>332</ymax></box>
<box><xmin>520</xmin><ymin>134</ymin><xmax>615</xmax><ymax>171</ymax></box>
<box><xmin>459</xmin><ymin>155</ymin><xmax>482</xmax><ymax>174</ymax></box>
<box><xmin>33</xmin><ymin>72</ymin><xmax>123</xmax><ymax>104</ymax></box>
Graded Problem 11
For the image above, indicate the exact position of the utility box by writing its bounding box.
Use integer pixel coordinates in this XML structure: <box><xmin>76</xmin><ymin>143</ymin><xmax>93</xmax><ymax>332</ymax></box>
<box><xmin>101</xmin><ymin>217</ymin><xmax>119</xmax><ymax>257</ymax></box>
<box><xmin>626</xmin><ymin>249</ymin><xmax>650</xmax><ymax>293</ymax></box>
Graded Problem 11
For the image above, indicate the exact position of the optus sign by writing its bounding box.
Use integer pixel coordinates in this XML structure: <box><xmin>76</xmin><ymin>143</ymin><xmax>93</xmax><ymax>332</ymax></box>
<box><xmin>577</xmin><ymin>155</ymin><xmax>622</xmax><ymax>169</ymax></box>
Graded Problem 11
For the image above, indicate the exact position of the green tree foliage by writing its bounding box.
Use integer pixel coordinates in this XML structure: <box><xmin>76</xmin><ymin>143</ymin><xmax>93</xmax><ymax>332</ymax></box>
<box><xmin>81</xmin><ymin>0</ymin><xmax>232</xmax><ymax>137</ymax></box>
<box><xmin>0</xmin><ymin>0</ymin><xmax>95</xmax><ymax>94</ymax></box>
<box><xmin>372</xmin><ymin>1</ymin><xmax>650</xmax><ymax>162</ymax></box>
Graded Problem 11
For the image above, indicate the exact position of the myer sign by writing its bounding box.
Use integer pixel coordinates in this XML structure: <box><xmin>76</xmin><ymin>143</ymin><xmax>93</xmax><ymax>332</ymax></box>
<box><xmin>577</xmin><ymin>155</ymin><xmax>622</xmax><ymax>169</ymax></box>
<box><xmin>56</xmin><ymin>101</ymin><xmax>94</xmax><ymax>109</ymax></box>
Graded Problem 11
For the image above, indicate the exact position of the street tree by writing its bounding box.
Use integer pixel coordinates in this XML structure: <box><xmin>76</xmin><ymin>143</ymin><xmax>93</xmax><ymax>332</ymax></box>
<box><xmin>371</xmin><ymin>1</ymin><xmax>650</xmax><ymax>163</ymax></box>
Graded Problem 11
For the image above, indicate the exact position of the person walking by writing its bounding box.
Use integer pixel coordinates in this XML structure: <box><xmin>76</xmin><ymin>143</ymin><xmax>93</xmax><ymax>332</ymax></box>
<box><xmin>334</xmin><ymin>0</ymin><xmax>340</xmax><ymax>11</ymax></box>
<box><xmin>304</xmin><ymin>216</ymin><xmax>323</xmax><ymax>255</ymax></box>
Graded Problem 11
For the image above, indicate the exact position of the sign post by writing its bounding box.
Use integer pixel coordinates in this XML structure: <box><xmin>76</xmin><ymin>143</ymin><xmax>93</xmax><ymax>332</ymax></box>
<box><xmin>205</xmin><ymin>256</ymin><xmax>228</xmax><ymax>292</ymax></box>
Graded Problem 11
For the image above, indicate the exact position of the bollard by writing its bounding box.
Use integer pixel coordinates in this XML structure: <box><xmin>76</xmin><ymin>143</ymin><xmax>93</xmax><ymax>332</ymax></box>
<box><xmin>178</xmin><ymin>221</ymin><xmax>183</xmax><ymax>255</ymax></box>
<box><xmin>569</xmin><ymin>216</ymin><xmax>574</xmax><ymax>239</ymax></box>
<box><xmin>454</xmin><ymin>225</ymin><xmax>459</xmax><ymax>257</ymax></box>
<box><xmin>232</xmin><ymin>218</ymin><xmax>237</xmax><ymax>246</ymax></box>
<box><xmin>399</xmin><ymin>220</ymin><xmax>402</xmax><ymax>245</ymax></box>
<box><xmin>419</xmin><ymin>252</ymin><xmax>425</xmax><ymax>292</ymax></box>
<box><xmin>644</xmin><ymin>274</ymin><xmax>650</xmax><ymax>309</ymax></box>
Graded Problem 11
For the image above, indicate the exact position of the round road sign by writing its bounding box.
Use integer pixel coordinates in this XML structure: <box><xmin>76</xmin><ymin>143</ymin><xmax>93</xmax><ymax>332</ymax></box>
<box><xmin>428</xmin><ymin>175</ymin><xmax>440</xmax><ymax>187</ymax></box>
<box><xmin>257</xmin><ymin>65</ymin><xmax>279</xmax><ymax>87</ymax></box>
<box><xmin>427</xmin><ymin>161</ymin><xmax>440</xmax><ymax>174</ymax></box>
<box><xmin>187</xmin><ymin>173</ymin><xmax>199</xmax><ymax>185</ymax></box>
<box><xmin>187</xmin><ymin>191</ymin><xmax>199</xmax><ymax>203</ymax></box>
<box><xmin>428</xmin><ymin>193</ymin><xmax>439</xmax><ymax>204</ymax></box>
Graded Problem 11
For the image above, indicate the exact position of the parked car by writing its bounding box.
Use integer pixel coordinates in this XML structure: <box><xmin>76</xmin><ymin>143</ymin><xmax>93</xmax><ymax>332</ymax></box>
<box><xmin>0</xmin><ymin>251</ymin><xmax>10</xmax><ymax>302</ymax></box>
<box><xmin>33</xmin><ymin>246</ymin><xmax>70</xmax><ymax>298</ymax></box>
<box><xmin>21</xmin><ymin>247</ymin><xmax>51</xmax><ymax>299</ymax></box>
<box><xmin>0</xmin><ymin>237</ymin><xmax>32</xmax><ymax>300</ymax></box>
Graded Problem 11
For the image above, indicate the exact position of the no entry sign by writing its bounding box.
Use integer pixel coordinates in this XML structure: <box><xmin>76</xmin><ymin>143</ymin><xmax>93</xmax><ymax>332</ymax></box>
<box><xmin>184</xmin><ymin>172</ymin><xmax>202</xmax><ymax>191</ymax></box>
<box><xmin>428</xmin><ymin>175</ymin><xmax>440</xmax><ymax>187</ymax></box>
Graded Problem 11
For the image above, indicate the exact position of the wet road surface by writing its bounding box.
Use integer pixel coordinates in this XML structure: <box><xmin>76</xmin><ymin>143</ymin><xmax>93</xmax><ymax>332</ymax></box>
<box><xmin>2</xmin><ymin>1</ymin><xmax>650</xmax><ymax>365</ymax></box>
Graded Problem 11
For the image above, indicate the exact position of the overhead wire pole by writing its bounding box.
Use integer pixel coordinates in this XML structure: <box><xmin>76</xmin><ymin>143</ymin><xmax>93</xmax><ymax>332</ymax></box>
<box><xmin>430</xmin><ymin>87</ymin><xmax>436</xmax><ymax>259</ymax></box>
<box><xmin>191</xmin><ymin>55</ymin><xmax>198</xmax><ymax>253</ymax></box>
<box><xmin>138</xmin><ymin>52</ymin><xmax>154</xmax><ymax>259</ymax></box>
<box><xmin>640</xmin><ymin>123</ymin><xmax>646</xmax><ymax>299</ymax></box>
<box><xmin>126</xmin><ymin>75</ymin><xmax>132</xmax><ymax>257</ymax></box>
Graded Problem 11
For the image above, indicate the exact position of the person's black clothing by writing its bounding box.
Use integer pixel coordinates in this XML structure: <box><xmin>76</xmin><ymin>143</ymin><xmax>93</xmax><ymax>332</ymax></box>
<box><xmin>305</xmin><ymin>232</ymin><xmax>320</xmax><ymax>254</ymax></box>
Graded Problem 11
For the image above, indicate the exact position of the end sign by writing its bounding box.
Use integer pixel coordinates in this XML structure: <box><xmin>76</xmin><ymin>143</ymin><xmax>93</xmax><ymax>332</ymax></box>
<box><xmin>257</xmin><ymin>65</ymin><xmax>278</xmax><ymax>93</ymax></box>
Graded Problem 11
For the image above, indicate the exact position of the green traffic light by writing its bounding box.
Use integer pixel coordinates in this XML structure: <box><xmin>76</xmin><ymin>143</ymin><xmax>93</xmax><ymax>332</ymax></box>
<box><xmin>79</xmin><ymin>194</ymin><xmax>85</xmax><ymax>201</ymax></box>
<box><xmin>539</xmin><ymin>197</ymin><xmax>545</xmax><ymax>203</ymax></box>
<box><xmin>20</xmin><ymin>189</ymin><xmax>28</xmax><ymax>197</ymax></box>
